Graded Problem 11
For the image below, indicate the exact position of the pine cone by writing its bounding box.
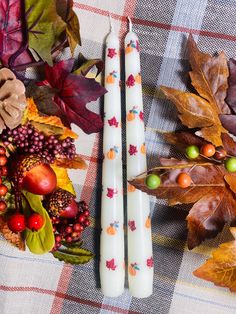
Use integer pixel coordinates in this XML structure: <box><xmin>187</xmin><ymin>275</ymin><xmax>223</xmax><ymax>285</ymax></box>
<box><xmin>0</xmin><ymin>216</ymin><xmax>25</xmax><ymax>251</ymax></box>
<box><xmin>0</xmin><ymin>68</ymin><xmax>26</xmax><ymax>132</ymax></box>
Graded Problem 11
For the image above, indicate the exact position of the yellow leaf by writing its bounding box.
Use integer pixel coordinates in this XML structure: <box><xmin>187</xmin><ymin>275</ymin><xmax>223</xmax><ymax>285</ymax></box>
<box><xmin>51</xmin><ymin>165</ymin><xmax>75</xmax><ymax>195</ymax></box>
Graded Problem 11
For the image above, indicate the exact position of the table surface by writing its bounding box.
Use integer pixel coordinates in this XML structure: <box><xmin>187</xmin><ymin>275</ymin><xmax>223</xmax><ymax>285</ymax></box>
<box><xmin>1</xmin><ymin>1</ymin><xmax>236</xmax><ymax>313</ymax></box>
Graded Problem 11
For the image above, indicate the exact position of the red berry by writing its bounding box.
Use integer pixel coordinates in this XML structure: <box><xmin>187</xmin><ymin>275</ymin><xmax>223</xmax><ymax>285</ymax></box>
<box><xmin>78</xmin><ymin>215</ymin><xmax>85</xmax><ymax>223</ymax></box>
<box><xmin>83</xmin><ymin>210</ymin><xmax>90</xmax><ymax>217</ymax></box>
<box><xmin>0</xmin><ymin>184</ymin><xmax>8</xmax><ymax>196</ymax></box>
<box><xmin>8</xmin><ymin>214</ymin><xmax>26</xmax><ymax>233</ymax></box>
<box><xmin>84</xmin><ymin>219</ymin><xmax>90</xmax><ymax>227</ymax></box>
<box><xmin>0</xmin><ymin>200</ymin><xmax>6</xmax><ymax>212</ymax></box>
<box><xmin>65</xmin><ymin>226</ymin><xmax>73</xmax><ymax>234</ymax></box>
<box><xmin>1</xmin><ymin>166</ymin><xmax>7</xmax><ymax>176</ymax></box>
<box><xmin>55</xmin><ymin>235</ymin><xmax>62</xmax><ymax>243</ymax></box>
<box><xmin>176</xmin><ymin>173</ymin><xmax>192</xmax><ymax>188</ymax></box>
<box><xmin>53</xmin><ymin>226</ymin><xmax>57</xmax><ymax>233</ymax></box>
<box><xmin>73</xmin><ymin>223</ymin><xmax>82</xmax><ymax>232</ymax></box>
<box><xmin>0</xmin><ymin>155</ymin><xmax>7</xmax><ymax>166</ymax></box>
<box><xmin>0</xmin><ymin>146</ymin><xmax>6</xmax><ymax>155</ymax></box>
<box><xmin>214</xmin><ymin>147</ymin><xmax>227</xmax><ymax>160</ymax></box>
<box><xmin>200</xmin><ymin>144</ymin><xmax>216</xmax><ymax>157</ymax></box>
<box><xmin>65</xmin><ymin>236</ymin><xmax>72</xmax><ymax>242</ymax></box>
<box><xmin>71</xmin><ymin>232</ymin><xmax>78</xmax><ymax>238</ymax></box>
<box><xmin>27</xmin><ymin>213</ymin><xmax>44</xmax><ymax>231</ymax></box>
<box><xmin>0</xmin><ymin>178</ymin><xmax>2</xmax><ymax>185</ymax></box>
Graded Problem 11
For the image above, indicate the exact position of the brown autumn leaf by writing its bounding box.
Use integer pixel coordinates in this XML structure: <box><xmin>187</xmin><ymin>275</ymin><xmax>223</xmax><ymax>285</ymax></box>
<box><xmin>130</xmin><ymin>158</ymin><xmax>236</xmax><ymax>249</ymax></box>
<box><xmin>54</xmin><ymin>154</ymin><xmax>87</xmax><ymax>170</ymax></box>
<box><xmin>161</xmin><ymin>86</ymin><xmax>226</xmax><ymax>146</ymax></box>
<box><xmin>193</xmin><ymin>227</ymin><xmax>236</xmax><ymax>292</ymax></box>
<box><xmin>0</xmin><ymin>216</ymin><xmax>25</xmax><ymax>251</ymax></box>
<box><xmin>187</xmin><ymin>34</ymin><xmax>230</xmax><ymax>114</ymax></box>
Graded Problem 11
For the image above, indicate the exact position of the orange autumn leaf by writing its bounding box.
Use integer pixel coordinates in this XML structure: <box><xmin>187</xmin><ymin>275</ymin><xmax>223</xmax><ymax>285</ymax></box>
<box><xmin>51</xmin><ymin>165</ymin><xmax>76</xmax><ymax>195</ymax></box>
<box><xmin>25</xmin><ymin>98</ymin><xmax>78</xmax><ymax>139</ymax></box>
<box><xmin>54</xmin><ymin>154</ymin><xmax>87</xmax><ymax>170</ymax></box>
<box><xmin>194</xmin><ymin>227</ymin><xmax>236</xmax><ymax>292</ymax></box>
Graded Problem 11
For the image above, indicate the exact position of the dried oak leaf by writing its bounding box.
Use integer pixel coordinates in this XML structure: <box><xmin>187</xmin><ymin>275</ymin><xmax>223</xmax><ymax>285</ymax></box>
<box><xmin>160</xmin><ymin>35</ymin><xmax>229</xmax><ymax>147</ymax></box>
<box><xmin>130</xmin><ymin>158</ymin><xmax>236</xmax><ymax>249</ymax></box>
<box><xmin>193</xmin><ymin>227</ymin><xmax>236</xmax><ymax>292</ymax></box>
<box><xmin>161</xmin><ymin>87</ymin><xmax>226</xmax><ymax>146</ymax></box>
<box><xmin>0</xmin><ymin>216</ymin><xmax>25</xmax><ymax>251</ymax></box>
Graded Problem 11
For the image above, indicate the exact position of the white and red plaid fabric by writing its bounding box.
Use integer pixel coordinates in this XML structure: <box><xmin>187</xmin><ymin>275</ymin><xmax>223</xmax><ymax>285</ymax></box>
<box><xmin>1</xmin><ymin>1</ymin><xmax>236</xmax><ymax>313</ymax></box>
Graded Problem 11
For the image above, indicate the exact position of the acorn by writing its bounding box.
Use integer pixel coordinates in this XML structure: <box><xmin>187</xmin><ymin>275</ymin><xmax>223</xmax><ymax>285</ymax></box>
<box><xmin>15</xmin><ymin>155</ymin><xmax>57</xmax><ymax>195</ymax></box>
<box><xmin>46</xmin><ymin>188</ymin><xmax>78</xmax><ymax>218</ymax></box>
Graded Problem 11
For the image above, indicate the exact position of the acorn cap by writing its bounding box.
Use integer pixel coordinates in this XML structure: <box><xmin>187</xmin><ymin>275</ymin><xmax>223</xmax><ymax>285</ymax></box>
<box><xmin>46</xmin><ymin>188</ymin><xmax>75</xmax><ymax>217</ymax></box>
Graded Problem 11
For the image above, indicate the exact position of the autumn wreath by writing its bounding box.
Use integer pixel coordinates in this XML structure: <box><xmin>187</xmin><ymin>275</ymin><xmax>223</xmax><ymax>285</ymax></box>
<box><xmin>0</xmin><ymin>1</ymin><xmax>106</xmax><ymax>264</ymax></box>
<box><xmin>131</xmin><ymin>35</ymin><xmax>236</xmax><ymax>292</ymax></box>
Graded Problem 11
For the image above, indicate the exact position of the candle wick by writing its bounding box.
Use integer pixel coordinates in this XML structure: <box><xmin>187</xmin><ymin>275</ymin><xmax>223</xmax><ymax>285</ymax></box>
<box><xmin>128</xmin><ymin>16</ymin><xmax>133</xmax><ymax>31</ymax></box>
<box><xmin>109</xmin><ymin>14</ymin><xmax>114</xmax><ymax>32</ymax></box>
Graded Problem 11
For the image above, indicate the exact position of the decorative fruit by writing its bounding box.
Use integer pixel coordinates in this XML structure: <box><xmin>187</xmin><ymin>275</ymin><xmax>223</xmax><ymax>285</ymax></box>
<box><xmin>0</xmin><ymin>184</ymin><xmax>8</xmax><ymax>196</ymax></box>
<box><xmin>125</xmin><ymin>45</ymin><xmax>133</xmax><ymax>54</ymax></box>
<box><xmin>8</xmin><ymin>214</ymin><xmax>26</xmax><ymax>233</ymax></box>
<box><xmin>0</xmin><ymin>146</ymin><xmax>6</xmax><ymax>155</ymax></box>
<box><xmin>106</xmin><ymin>74</ymin><xmax>115</xmax><ymax>84</ymax></box>
<box><xmin>225</xmin><ymin>157</ymin><xmax>236</xmax><ymax>172</ymax></box>
<box><xmin>106</xmin><ymin>225</ymin><xmax>116</xmax><ymax>235</ymax></box>
<box><xmin>214</xmin><ymin>146</ymin><xmax>227</xmax><ymax>160</ymax></box>
<box><xmin>46</xmin><ymin>188</ymin><xmax>78</xmax><ymax>218</ymax></box>
<box><xmin>1</xmin><ymin>166</ymin><xmax>7</xmax><ymax>176</ymax></box>
<box><xmin>0</xmin><ymin>200</ymin><xmax>6</xmax><ymax>212</ymax></box>
<box><xmin>0</xmin><ymin>155</ymin><xmax>7</xmax><ymax>166</ymax></box>
<box><xmin>200</xmin><ymin>144</ymin><xmax>215</xmax><ymax>157</ymax></box>
<box><xmin>185</xmin><ymin>145</ymin><xmax>200</xmax><ymax>159</ymax></box>
<box><xmin>135</xmin><ymin>73</ymin><xmax>141</xmax><ymax>84</ymax></box>
<box><xmin>176</xmin><ymin>172</ymin><xmax>192</xmax><ymax>188</ymax></box>
<box><xmin>145</xmin><ymin>174</ymin><xmax>161</xmax><ymax>189</ymax></box>
<box><xmin>27</xmin><ymin>213</ymin><xmax>44</xmax><ymax>231</ymax></box>
<box><xmin>17</xmin><ymin>155</ymin><xmax>57</xmax><ymax>195</ymax></box>
<box><xmin>128</xmin><ymin>184</ymin><xmax>136</xmax><ymax>192</ymax></box>
<box><xmin>107</xmin><ymin>148</ymin><xmax>116</xmax><ymax>160</ymax></box>
<box><xmin>129</xmin><ymin>264</ymin><xmax>136</xmax><ymax>276</ymax></box>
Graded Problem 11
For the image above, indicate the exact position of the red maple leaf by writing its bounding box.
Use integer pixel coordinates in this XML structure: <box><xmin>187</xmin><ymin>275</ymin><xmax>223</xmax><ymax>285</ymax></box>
<box><xmin>106</xmin><ymin>188</ymin><xmax>118</xmax><ymax>198</ymax></box>
<box><xmin>108</xmin><ymin>116</ymin><xmax>119</xmax><ymax>127</ymax></box>
<box><xmin>126</xmin><ymin>74</ymin><xmax>135</xmax><ymax>87</ymax></box>
<box><xmin>128</xmin><ymin>220</ymin><xmax>136</xmax><ymax>231</ymax></box>
<box><xmin>107</xmin><ymin>48</ymin><xmax>117</xmax><ymax>58</ymax></box>
<box><xmin>128</xmin><ymin>144</ymin><xmax>138</xmax><ymax>156</ymax></box>
<box><xmin>146</xmin><ymin>257</ymin><xmax>154</xmax><ymax>268</ymax></box>
<box><xmin>106</xmin><ymin>258</ymin><xmax>117</xmax><ymax>270</ymax></box>
<box><xmin>136</xmin><ymin>40</ymin><xmax>140</xmax><ymax>52</ymax></box>
<box><xmin>139</xmin><ymin>111</ymin><xmax>144</xmax><ymax>121</ymax></box>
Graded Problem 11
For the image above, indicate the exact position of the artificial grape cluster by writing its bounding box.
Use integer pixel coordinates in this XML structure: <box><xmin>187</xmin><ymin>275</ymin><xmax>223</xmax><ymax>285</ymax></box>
<box><xmin>2</xmin><ymin>124</ymin><xmax>76</xmax><ymax>163</ymax></box>
<box><xmin>0</xmin><ymin>146</ymin><xmax>9</xmax><ymax>213</ymax></box>
<box><xmin>51</xmin><ymin>201</ymin><xmax>90</xmax><ymax>250</ymax></box>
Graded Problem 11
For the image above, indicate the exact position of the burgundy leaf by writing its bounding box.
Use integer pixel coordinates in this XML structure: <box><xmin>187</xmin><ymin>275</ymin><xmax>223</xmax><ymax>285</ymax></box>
<box><xmin>0</xmin><ymin>0</ymin><xmax>33</xmax><ymax>67</ymax></box>
<box><xmin>219</xmin><ymin>114</ymin><xmax>236</xmax><ymax>136</ymax></box>
<box><xmin>38</xmin><ymin>59</ymin><xmax>107</xmax><ymax>134</ymax></box>
<box><xmin>226</xmin><ymin>58</ymin><xmax>236</xmax><ymax>113</ymax></box>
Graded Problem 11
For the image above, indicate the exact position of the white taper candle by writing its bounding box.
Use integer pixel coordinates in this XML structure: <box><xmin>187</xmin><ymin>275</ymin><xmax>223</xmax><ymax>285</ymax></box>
<box><xmin>125</xmin><ymin>17</ymin><xmax>153</xmax><ymax>298</ymax></box>
<box><xmin>99</xmin><ymin>16</ymin><xmax>125</xmax><ymax>297</ymax></box>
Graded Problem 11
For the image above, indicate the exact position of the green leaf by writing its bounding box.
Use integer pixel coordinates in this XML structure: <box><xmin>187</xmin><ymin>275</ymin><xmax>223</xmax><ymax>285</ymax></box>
<box><xmin>25</xmin><ymin>0</ymin><xmax>66</xmax><ymax>65</ymax></box>
<box><xmin>62</xmin><ymin>239</ymin><xmax>83</xmax><ymax>248</ymax></box>
<box><xmin>22</xmin><ymin>191</ymin><xmax>55</xmax><ymax>254</ymax></box>
<box><xmin>52</xmin><ymin>247</ymin><xmax>94</xmax><ymax>264</ymax></box>
<box><xmin>74</xmin><ymin>54</ymin><xmax>103</xmax><ymax>77</ymax></box>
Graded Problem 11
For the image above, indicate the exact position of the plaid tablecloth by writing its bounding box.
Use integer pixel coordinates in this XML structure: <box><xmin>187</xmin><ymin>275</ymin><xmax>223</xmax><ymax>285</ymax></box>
<box><xmin>1</xmin><ymin>0</ymin><xmax>236</xmax><ymax>313</ymax></box>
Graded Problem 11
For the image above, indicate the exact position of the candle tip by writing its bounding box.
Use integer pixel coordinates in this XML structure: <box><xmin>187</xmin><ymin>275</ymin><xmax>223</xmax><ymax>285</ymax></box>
<box><xmin>109</xmin><ymin>14</ymin><xmax>114</xmax><ymax>32</ymax></box>
<box><xmin>127</xmin><ymin>16</ymin><xmax>133</xmax><ymax>31</ymax></box>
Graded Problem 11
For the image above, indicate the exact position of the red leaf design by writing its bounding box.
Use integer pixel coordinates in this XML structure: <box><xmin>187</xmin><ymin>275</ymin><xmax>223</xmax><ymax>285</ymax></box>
<box><xmin>128</xmin><ymin>144</ymin><xmax>138</xmax><ymax>156</ymax></box>
<box><xmin>139</xmin><ymin>111</ymin><xmax>144</xmax><ymax>121</ymax></box>
<box><xmin>128</xmin><ymin>220</ymin><xmax>136</xmax><ymax>231</ymax></box>
<box><xmin>107</xmin><ymin>48</ymin><xmax>117</xmax><ymax>58</ymax></box>
<box><xmin>106</xmin><ymin>258</ymin><xmax>117</xmax><ymax>270</ymax></box>
<box><xmin>147</xmin><ymin>257</ymin><xmax>154</xmax><ymax>268</ymax></box>
<box><xmin>126</xmin><ymin>75</ymin><xmax>135</xmax><ymax>87</ymax></box>
<box><xmin>108</xmin><ymin>116</ymin><xmax>119</xmax><ymax>127</ymax></box>
<box><xmin>106</xmin><ymin>188</ymin><xmax>117</xmax><ymax>198</ymax></box>
<box><xmin>38</xmin><ymin>59</ymin><xmax>107</xmax><ymax>134</ymax></box>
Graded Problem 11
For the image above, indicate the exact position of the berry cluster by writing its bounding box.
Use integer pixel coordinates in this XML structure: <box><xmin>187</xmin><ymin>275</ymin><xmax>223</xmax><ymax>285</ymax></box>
<box><xmin>0</xmin><ymin>146</ymin><xmax>9</xmax><ymax>213</ymax></box>
<box><xmin>2</xmin><ymin>124</ymin><xmax>76</xmax><ymax>163</ymax></box>
<box><xmin>51</xmin><ymin>201</ymin><xmax>90</xmax><ymax>250</ymax></box>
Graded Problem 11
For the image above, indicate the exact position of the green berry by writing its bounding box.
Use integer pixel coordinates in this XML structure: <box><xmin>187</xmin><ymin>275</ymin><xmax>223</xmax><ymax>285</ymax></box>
<box><xmin>145</xmin><ymin>174</ymin><xmax>161</xmax><ymax>189</ymax></box>
<box><xmin>225</xmin><ymin>157</ymin><xmax>236</xmax><ymax>172</ymax></box>
<box><xmin>185</xmin><ymin>145</ymin><xmax>200</xmax><ymax>159</ymax></box>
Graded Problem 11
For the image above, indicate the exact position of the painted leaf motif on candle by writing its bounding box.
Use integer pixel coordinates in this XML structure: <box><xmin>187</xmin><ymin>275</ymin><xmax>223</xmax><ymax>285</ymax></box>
<box><xmin>139</xmin><ymin>111</ymin><xmax>144</xmax><ymax>121</ymax></box>
<box><xmin>107</xmin><ymin>48</ymin><xmax>117</xmax><ymax>58</ymax></box>
<box><xmin>106</xmin><ymin>70</ymin><xmax>118</xmax><ymax>84</ymax></box>
<box><xmin>126</xmin><ymin>74</ymin><xmax>135</xmax><ymax>87</ymax></box>
<box><xmin>147</xmin><ymin>257</ymin><xmax>154</xmax><ymax>268</ymax></box>
<box><xmin>128</xmin><ymin>220</ymin><xmax>136</xmax><ymax>231</ymax></box>
<box><xmin>108</xmin><ymin>116</ymin><xmax>119</xmax><ymax>128</ymax></box>
<box><xmin>128</xmin><ymin>144</ymin><xmax>138</xmax><ymax>156</ymax></box>
<box><xmin>129</xmin><ymin>262</ymin><xmax>140</xmax><ymax>276</ymax></box>
<box><xmin>106</xmin><ymin>258</ymin><xmax>117</xmax><ymax>271</ymax></box>
<box><xmin>106</xmin><ymin>188</ymin><xmax>118</xmax><ymax>199</ymax></box>
<box><xmin>125</xmin><ymin>40</ymin><xmax>139</xmax><ymax>54</ymax></box>
<box><xmin>136</xmin><ymin>40</ymin><xmax>140</xmax><ymax>52</ymax></box>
